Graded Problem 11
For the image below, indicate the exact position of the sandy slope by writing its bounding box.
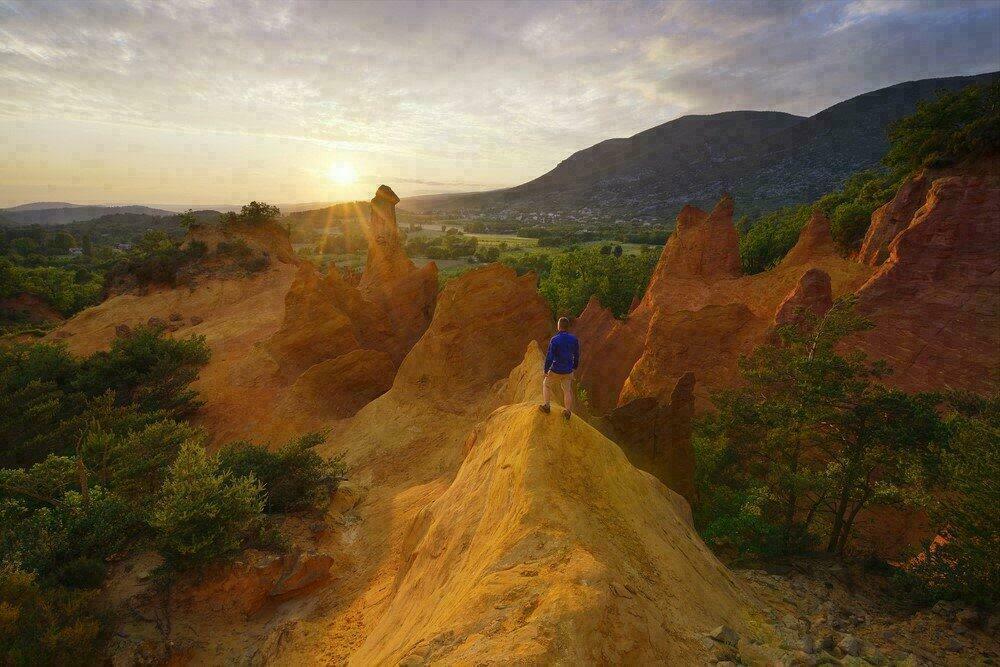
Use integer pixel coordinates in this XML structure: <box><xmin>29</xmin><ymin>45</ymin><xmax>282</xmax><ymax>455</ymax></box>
<box><xmin>352</xmin><ymin>401</ymin><xmax>754</xmax><ymax>665</ymax></box>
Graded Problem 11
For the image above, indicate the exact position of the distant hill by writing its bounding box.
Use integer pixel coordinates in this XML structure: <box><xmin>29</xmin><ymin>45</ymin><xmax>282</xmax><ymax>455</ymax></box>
<box><xmin>2</xmin><ymin>204</ymin><xmax>176</xmax><ymax>226</ymax></box>
<box><xmin>3</xmin><ymin>201</ymin><xmax>90</xmax><ymax>212</ymax></box>
<box><xmin>401</xmin><ymin>71</ymin><xmax>1000</xmax><ymax>219</ymax></box>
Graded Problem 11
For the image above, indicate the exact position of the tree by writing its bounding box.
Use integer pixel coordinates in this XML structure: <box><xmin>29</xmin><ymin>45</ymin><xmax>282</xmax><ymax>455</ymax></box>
<box><xmin>898</xmin><ymin>393</ymin><xmax>1000</xmax><ymax>604</ymax></box>
<box><xmin>230</xmin><ymin>202</ymin><xmax>279</xmax><ymax>226</ymax></box>
<box><xmin>698</xmin><ymin>298</ymin><xmax>947</xmax><ymax>556</ymax></box>
<box><xmin>178</xmin><ymin>210</ymin><xmax>198</xmax><ymax>229</ymax></box>
<box><xmin>884</xmin><ymin>82</ymin><xmax>1000</xmax><ymax>172</ymax></box>
<box><xmin>151</xmin><ymin>443</ymin><xmax>263</xmax><ymax>570</ymax></box>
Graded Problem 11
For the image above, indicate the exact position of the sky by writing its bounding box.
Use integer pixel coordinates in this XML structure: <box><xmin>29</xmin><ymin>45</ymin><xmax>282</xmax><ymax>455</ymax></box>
<box><xmin>1</xmin><ymin>0</ymin><xmax>998</xmax><ymax>208</ymax></box>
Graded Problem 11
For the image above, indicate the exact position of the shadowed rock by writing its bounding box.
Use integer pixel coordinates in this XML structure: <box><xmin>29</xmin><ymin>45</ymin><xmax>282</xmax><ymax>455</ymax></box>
<box><xmin>604</xmin><ymin>371</ymin><xmax>697</xmax><ymax>503</ymax></box>
<box><xmin>774</xmin><ymin>268</ymin><xmax>833</xmax><ymax>328</ymax></box>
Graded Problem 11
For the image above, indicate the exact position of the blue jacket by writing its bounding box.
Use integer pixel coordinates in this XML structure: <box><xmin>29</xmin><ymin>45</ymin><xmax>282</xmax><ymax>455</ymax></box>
<box><xmin>544</xmin><ymin>331</ymin><xmax>579</xmax><ymax>374</ymax></box>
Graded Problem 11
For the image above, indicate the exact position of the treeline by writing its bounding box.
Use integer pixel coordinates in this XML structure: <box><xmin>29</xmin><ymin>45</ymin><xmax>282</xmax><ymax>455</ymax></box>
<box><xmin>464</xmin><ymin>220</ymin><xmax>671</xmax><ymax>246</ymax></box>
<box><xmin>694</xmin><ymin>299</ymin><xmax>997</xmax><ymax>605</ymax></box>
<box><xmin>0</xmin><ymin>328</ymin><xmax>345</xmax><ymax>662</ymax></box>
<box><xmin>501</xmin><ymin>244</ymin><xmax>658</xmax><ymax>318</ymax></box>
<box><xmin>739</xmin><ymin>82</ymin><xmax>999</xmax><ymax>273</ymax></box>
<box><xmin>405</xmin><ymin>228</ymin><xmax>478</xmax><ymax>259</ymax></box>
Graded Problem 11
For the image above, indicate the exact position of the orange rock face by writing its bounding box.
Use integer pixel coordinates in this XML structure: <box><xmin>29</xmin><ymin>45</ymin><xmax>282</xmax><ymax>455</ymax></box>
<box><xmin>577</xmin><ymin>197</ymin><xmax>871</xmax><ymax>414</ymax></box>
<box><xmin>359</xmin><ymin>184</ymin><xmax>438</xmax><ymax>363</ymax></box>
<box><xmin>263</xmin><ymin>185</ymin><xmax>441</xmax><ymax>419</ymax></box>
<box><xmin>603</xmin><ymin>371</ymin><xmax>697</xmax><ymax>503</ymax></box>
<box><xmin>284</xmin><ymin>349</ymin><xmax>395</xmax><ymax>419</ymax></box>
<box><xmin>393</xmin><ymin>263</ymin><xmax>552</xmax><ymax>408</ymax></box>
<box><xmin>654</xmin><ymin>195</ymin><xmax>741</xmax><ymax>282</ymax></box>
<box><xmin>854</xmin><ymin>173</ymin><xmax>1000</xmax><ymax>393</ymax></box>
<box><xmin>266</xmin><ymin>264</ymin><xmax>363</xmax><ymax>378</ymax></box>
<box><xmin>774</xmin><ymin>267</ymin><xmax>833</xmax><ymax>327</ymax></box>
<box><xmin>859</xmin><ymin>173</ymin><xmax>931</xmax><ymax>266</ymax></box>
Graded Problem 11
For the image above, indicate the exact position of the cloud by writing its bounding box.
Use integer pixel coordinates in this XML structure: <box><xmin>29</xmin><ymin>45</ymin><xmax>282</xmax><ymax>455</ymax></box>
<box><xmin>0</xmin><ymin>0</ymin><xmax>997</xmax><ymax>203</ymax></box>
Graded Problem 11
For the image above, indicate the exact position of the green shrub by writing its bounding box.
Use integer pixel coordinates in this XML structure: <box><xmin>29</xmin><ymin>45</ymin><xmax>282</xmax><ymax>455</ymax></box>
<box><xmin>738</xmin><ymin>205</ymin><xmax>811</xmax><ymax>274</ymax></box>
<box><xmin>218</xmin><ymin>432</ymin><xmax>345</xmax><ymax>513</ymax></box>
<box><xmin>896</xmin><ymin>394</ymin><xmax>999</xmax><ymax>605</ymax></box>
<box><xmin>695</xmin><ymin>298</ymin><xmax>947</xmax><ymax>557</ymax></box>
<box><xmin>0</xmin><ymin>489</ymin><xmax>138</xmax><ymax>584</ymax></box>
<box><xmin>0</xmin><ymin>566</ymin><xmax>107</xmax><ymax>666</ymax></box>
<box><xmin>151</xmin><ymin>443</ymin><xmax>264</xmax><ymax>570</ymax></box>
<box><xmin>884</xmin><ymin>82</ymin><xmax>1000</xmax><ymax>172</ymax></box>
<box><xmin>76</xmin><ymin>326</ymin><xmax>210</xmax><ymax>418</ymax></box>
<box><xmin>521</xmin><ymin>245</ymin><xmax>657</xmax><ymax>318</ymax></box>
<box><xmin>82</xmin><ymin>419</ymin><xmax>203</xmax><ymax>508</ymax></box>
<box><xmin>828</xmin><ymin>200</ymin><xmax>873</xmax><ymax>249</ymax></box>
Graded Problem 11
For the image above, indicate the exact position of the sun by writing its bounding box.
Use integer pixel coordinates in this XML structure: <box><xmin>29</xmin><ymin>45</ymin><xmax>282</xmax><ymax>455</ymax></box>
<box><xmin>327</xmin><ymin>162</ymin><xmax>357</xmax><ymax>185</ymax></box>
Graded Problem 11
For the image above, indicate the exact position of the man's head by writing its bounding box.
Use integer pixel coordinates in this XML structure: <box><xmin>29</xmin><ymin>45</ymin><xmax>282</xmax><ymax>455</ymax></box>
<box><xmin>557</xmin><ymin>316</ymin><xmax>571</xmax><ymax>331</ymax></box>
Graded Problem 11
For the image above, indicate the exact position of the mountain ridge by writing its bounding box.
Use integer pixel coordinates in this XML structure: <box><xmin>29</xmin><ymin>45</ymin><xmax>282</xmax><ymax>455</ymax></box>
<box><xmin>401</xmin><ymin>71</ymin><xmax>1000</xmax><ymax>218</ymax></box>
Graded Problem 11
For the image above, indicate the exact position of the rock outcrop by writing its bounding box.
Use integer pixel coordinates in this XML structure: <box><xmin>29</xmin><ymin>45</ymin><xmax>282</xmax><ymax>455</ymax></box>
<box><xmin>656</xmin><ymin>195</ymin><xmax>741</xmax><ymax>281</ymax></box>
<box><xmin>358</xmin><ymin>185</ymin><xmax>438</xmax><ymax>363</ymax></box>
<box><xmin>859</xmin><ymin>173</ymin><xmax>931</xmax><ymax>266</ymax></box>
<box><xmin>263</xmin><ymin>185</ymin><xmax>442</xmax><ymax>421</ymax></box>
<box><xmin>854</xmin><ymin>173</ymin><xmax>1000</xmax><ymax>393</ymax></box>
<box><xmin>266</xmin><ymin>264</ymin><xmax>364</xmax><ymax>378</ymax></box>
<box><xmin>393</xmin><ymin>264</ymin><xmax>551</xmax><ymax>408</ymax></box>
<box><xmin>283</xmin><ymin>349</ymin><xmax>395</xmax><ymax>419</ymax></box>
<box><xmin>603</xmin><ymin>371</ymin><xmax>697</xmax><ymax>503</ymax></box>
<box><xmin>774</xmin><ymin>268</ymin><xmax>833</xmax><ymax>327</ymax></box>
<box><xmin>781</xmin><ymin>210</ymin><xmax>837</xmax><ymax>266</ymax></box>
<box><xmin>351</xmin><ymin>403</ymin><xmax>753</xmax><ymax>665</ymax></box>
<box><xmin>576</xmin><ymin>193</ymin><xmax>873</xmax><ymax>414</ymax></box>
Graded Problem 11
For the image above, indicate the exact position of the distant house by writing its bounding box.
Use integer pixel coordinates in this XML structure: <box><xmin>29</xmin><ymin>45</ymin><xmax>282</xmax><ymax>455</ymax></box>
<box><xmin>68</xmin><ymin>247</ymin><xmax>84</xmax><ymax>256</ymax></box>
<box><xmin>114</xmin><ymin>242</ymin><xmax>133</xmax><ymax>251</ymax></box>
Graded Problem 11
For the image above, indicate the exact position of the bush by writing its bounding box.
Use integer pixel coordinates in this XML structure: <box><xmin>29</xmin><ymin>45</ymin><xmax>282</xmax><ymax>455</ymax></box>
<box><xmin>533</xmin><ymin>245</ymin><xmax>658</xmax><ymax>318</ymax></box>
<box><xmin>217</xmin><ymin>432</ymin><xmax>345</xmax><ymax>513</ymax></box>
<box><xmin>884</xmin><ymin>82</ymin><xmax>1000</xmax><ymax>172</ymax></box>
<box><xmin>0</xmin><ymin>566</ymin><xmax>107</xmax><ymax>666</ymax></box>
<box><xmin>0</xmin><ymin>488</ymin><xmax>138</xmax><ymax>585</ymax></box>
<box><xmin>75</xmin><ymin>326</ymin><xmax>211</xmax><ymax>418</ymax></box>
<box><xmin>896</xmin><ymin>394</ymin><xmax>999</xmax><ymax>605</ymax></box>
<box><xmin>695</xmin><ymin>298</ymin><xmax>948</xmax><ymax>557</ymax></box>
<box><xmin>828</xmin><ymin>201</ymin><xmax>873</xmax><ymax>249</ymax></box>
<box><xmin>738</xmin><ymin>205</ymin><xmax>811</xmax><ymax>274</ymax></box>
<box><xmin>151</xmin><ymin>443</ymin><xmax>264</xmax><ymax>570</ymax></box>
<box><xmin>0</xmin><ymin>259</ymin><xmax>103</xmax><ymax>317</ymax></box>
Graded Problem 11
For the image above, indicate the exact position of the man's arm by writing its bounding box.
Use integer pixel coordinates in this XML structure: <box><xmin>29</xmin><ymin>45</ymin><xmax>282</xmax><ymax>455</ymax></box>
<box><xmin>544</xmin><ymin>338</ymin><xmax>554</xmax><ymax>374</ymax></box>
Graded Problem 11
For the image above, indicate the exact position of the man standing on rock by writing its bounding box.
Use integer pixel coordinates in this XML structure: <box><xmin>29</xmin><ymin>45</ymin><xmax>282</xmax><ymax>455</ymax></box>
<box><xmin>539</xmin><ymin>316</ymin><xmax>580</xmax><ymax>421</ymax></box>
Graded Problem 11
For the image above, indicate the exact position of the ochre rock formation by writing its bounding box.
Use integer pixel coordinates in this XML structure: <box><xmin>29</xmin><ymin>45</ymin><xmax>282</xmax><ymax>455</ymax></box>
<box><xmin>282</xmin><ymin>349</ymin><xmax>395</xmax><ymax>419</ymax></box>
<box><xmin>781</xmin><ymin>210</ymin><xmax>838</xmax><ymax>266</ymax></box>
<box><xmin>351</xmin><ymin>403</ymin><xmax>751</xmax><ymax>665</ymax></box>
<box><xmin>655</xmin><ymin>195</ymin><xmax>741</xmax><ymax>281</ymax></box>
<box><xmin>393</xmin><ymin>263</ymin><xmax>551</xmax><ymax>408</ymax></box>
<box><xmin>774</xmin><ymin>267</ymin><xmax>833</xmax><ymax>327</ymax></box>
<box><xmin>854</xmin><ymin>172</ymin><xmax>1000</xmax><ymax>393</ymax></box>
<box><xmin>265</xmin><ymin>264</ymin><xmax>363</xmax><ymax>378</ymax></box>
<box><xmin>859</xmin><ymin>173</ymin><xmax>931</xmax><ymax>266</ymax></box>
<box><xmin>603</xmin><ymin>371</ymin><xmax>697</xmax><ymax>503</ymax></box>
<box><xmin>261</xmin><ymin>185</ymin><xmax>444</xmax><ymax>422</ymax></box>
<box><xmin>577</xmin><ymin>195</ymin><xmax>871</xmax><ymax>413</ymax></box>
<box><xmin>359</xmin><ymin>184</ymin><xmax>438</xmax><ymax>363</ymax></box>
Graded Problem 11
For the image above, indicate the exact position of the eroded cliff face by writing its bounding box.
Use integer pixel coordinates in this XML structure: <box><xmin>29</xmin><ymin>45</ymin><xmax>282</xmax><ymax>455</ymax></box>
<box><xmin>577</xmin><ymin>200</ymin><xmax>872</xmax><ymax>416</ymax></box>
<box><xmin>262</xmin><ymin>185</ymin><xmax>440</xmax><ymax>429</ymax></box>
<box><xmin>853</xmin><ymin>169</ymin><xmax>1000</xmax><ymax>393</ymax></box>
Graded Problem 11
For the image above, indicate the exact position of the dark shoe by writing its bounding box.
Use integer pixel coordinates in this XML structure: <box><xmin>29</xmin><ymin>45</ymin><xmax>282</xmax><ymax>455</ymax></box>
<box><xmin>562</xmin><ymin>409</ymin><xmax>571</xmax><ymax>421</ymax></box>
<box><xmin>538</xmin><ymin>403</ymin><xmax>551</xmax><ymax>414</ymax></box>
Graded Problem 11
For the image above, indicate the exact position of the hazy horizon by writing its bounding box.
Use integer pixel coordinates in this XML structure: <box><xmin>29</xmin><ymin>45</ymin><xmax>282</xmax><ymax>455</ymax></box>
<box><xmin>2</xmin><ymin>0</ymin><xmax>998</xmax><ymax>208</ymax></box>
